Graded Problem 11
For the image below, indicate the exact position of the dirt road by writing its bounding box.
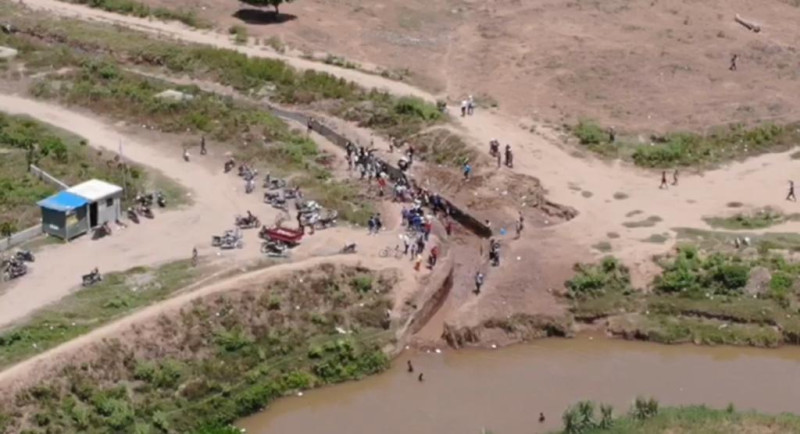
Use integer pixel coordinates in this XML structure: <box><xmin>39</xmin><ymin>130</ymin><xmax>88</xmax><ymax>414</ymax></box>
<box><xmin>21</xmin><ymin>0</ymin><xmax>800</xmax><ymax>286</ymax></box>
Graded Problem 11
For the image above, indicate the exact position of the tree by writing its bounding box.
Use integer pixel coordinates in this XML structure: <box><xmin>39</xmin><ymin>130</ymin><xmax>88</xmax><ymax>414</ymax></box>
<box><xmin>239</xmin><ymin>0</ymin><xmax>295</xmax><ymax>15</ymax></box>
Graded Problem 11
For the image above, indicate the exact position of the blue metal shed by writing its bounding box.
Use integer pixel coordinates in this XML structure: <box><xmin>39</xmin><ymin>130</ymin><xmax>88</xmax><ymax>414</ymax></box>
<box><xmin>37</xmin><ymin>191</ymin><xmax>90</xmax><ymax>240</ymax></box>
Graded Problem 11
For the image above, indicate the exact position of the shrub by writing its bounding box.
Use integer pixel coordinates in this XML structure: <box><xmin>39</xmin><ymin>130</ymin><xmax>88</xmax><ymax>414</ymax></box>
<box><xmin>565</xmin><ymin>256</ymin><xmax>630</xmax><ymax>298</ymax></box>
<box><xmin>350</xmin><ymin>275</ymin><xmax>373</xmax><ymax>293</ymax></box>
<box><xmin>573</xmin><ymin>120</ymin><xmax>608</xmax><ymax>145</ymax></box>
<box><xmin>631</xmin><ymin>397</ymin><xmax>659</xmax><ymax>420</ymax></box>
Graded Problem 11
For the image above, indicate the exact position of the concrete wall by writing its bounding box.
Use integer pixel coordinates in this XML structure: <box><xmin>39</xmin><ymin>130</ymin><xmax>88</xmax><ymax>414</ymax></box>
<box><xmin>93</xmin><ymin>194</ymin><xmax>122</xmax><ymax>227</ymax></box>
<box><xmin>0</xmin><ymin>225</ymin><xmax>43</xmax><ymax>251</ymax></box>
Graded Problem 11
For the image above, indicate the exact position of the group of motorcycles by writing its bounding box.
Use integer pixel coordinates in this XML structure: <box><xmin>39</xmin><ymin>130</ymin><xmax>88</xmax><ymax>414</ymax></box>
<box><xmin>0</xmin><ymin>249</ymin><xmax>102</xmax><ymax>287</ymax></box>
<box><xmin>127</xmin><ymin>191</ymin><xmax>167</xmax><ymax>224</ymax></box>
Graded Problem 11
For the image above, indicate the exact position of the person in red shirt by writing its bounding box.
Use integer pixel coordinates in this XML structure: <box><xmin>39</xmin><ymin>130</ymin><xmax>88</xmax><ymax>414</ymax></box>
<box><xmin>428</xmin><ymin>245</ymin><xmax>440</xmax><ymax>268</ymax></box>
<box><xmin>424</xmin><ymin>220</ymin><xmax>433</xmax><ymax>241</ymax></box>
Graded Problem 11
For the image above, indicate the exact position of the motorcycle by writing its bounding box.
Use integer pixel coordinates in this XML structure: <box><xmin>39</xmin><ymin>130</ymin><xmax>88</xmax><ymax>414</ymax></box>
<box><xmin>82</xmin><ymin>268</ymin><xmax>102</xmax><ymax>287</ymax></box>
<box><xmin>93</xmin><ymin>222</ymin><xmax>112</xmax><ymax>239</ymax></box>
<box><xmin>235</xmin><ymin>214</ymin><xmax>260</xmax><ymax>229</ymax></box>
<box><xmin>156</xmin><ymin>192</ymin><xmax>166</xmax><ymax>208</ymax></box>
<box><xmin>224</xmin><ymin>159</ymin><xmax>235</xmax><ymax>173</ymax></box>
<box><xmin>140</xmin><ymin>205</ymin><xmax>154</xmax><ymax>219</ymax></box>
<box><xmin>127</xmin><ymin>207</ymin><xmax>139</xmax><ymax>224</ymax></box>
<box><xmin>340</xmin><ymin>243</ymin><xmax>357</xmax><ymax>254</ymax></box>
<box><xmin>14</xmin><ymin>250</ymin><xmax>35</xmax><ymax>263</ymax></box>
<box><xmin>260</xmin><ymin>240</ymin><xmax>288</xmax><ymax>257</ymax></box>
<box><xmin>2</xmin><ymin>263</ymin><xmax>27</xmax><ymax>282</ymax></box>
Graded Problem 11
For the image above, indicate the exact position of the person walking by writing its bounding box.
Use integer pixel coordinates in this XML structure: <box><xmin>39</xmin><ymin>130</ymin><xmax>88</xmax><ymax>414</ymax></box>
<box><xmin>504</xmin><ymin>145</ymin><xmax>513</xmax><ymax>168</ymax></box>
<box><xmin>407</xmin><ymin>360</ymin><xmax>414</xmax><ymax>373</ymax></box>
<box><xmin>730</xmin><ymin>54</ymin><xmax>738</xmax><ymax>71</ymax></box>
<box><xmin>474</xmin><ymin>271</ymin><xmax>484</xmax><ymax>294</ymax></box>
<box><xmin>463</xmin><ymin>162</ymin><xmax>472</xmax><ymax>181</ymax></box>
<box><xmin>467</xmin><ymin>95</ymin><xmax>475</xmax><ymax>115</ymax></box>
<box><xmin>445</xmin><ymin>219</ymin><xmax>453</xmax><ymax>237</ymax></box>
<box><xmin>788</xmin><ymin>180</ymin><xmax>797</xmax><ymax>202</ymax></box>
<box><xmin>402</xmin><ymin>233</ymin><xmax>411</xmax><ymax>255</ymax></box>
<box><xmin>659</xmin><ymin>171</ymin><xmax>669</xmax><ymax>189</ymax></box>
<box><xmin>461</xmin><ymin>100</ymin><xmax>468</xmax><ymax>117</ymax></box>
<box><xmin>414</xmin><ymin>254</ymin><xmax>423</xmax><ymax>271</ymax></box>
<box><xmin>672</xmin><ymin>169</ymin><xmax>679</xmax><ymax>186</ymax></box>
<box><xmin>200</xmin><ymin>135</ymin><xmax>207</xmax><ymax>155</ymax></box>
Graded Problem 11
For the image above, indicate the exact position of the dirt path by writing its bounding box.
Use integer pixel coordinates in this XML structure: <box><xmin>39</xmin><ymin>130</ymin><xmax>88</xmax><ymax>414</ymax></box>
<box><xmin>24</xmin><ymin>0</ymin><xmax>800</xmax><ymax>285</ymax></box>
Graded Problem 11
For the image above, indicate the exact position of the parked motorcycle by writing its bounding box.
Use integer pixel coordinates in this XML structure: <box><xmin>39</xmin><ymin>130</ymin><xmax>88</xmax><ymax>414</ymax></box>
<box><xmin>261</xmin><ymin>240</ymin><xmax>288</xmax><ymax>257</ymax></box>
<box><xmin>156</xmin><ymin>192</ymin><xmax>166</xmax><ymax>208</ymax></box>
<box><xmin>82</xmin><ymin>268</ymin><xmax>102</xmax><ymax>287</ymax></box>
<box><xmin>93</xmin><ymin>222</ymin><xmax>112</xmax><ymax>239</ymax></box>
<box><xmin>235</xmin><ymin>214</ymin><xmax>260</xmax><ymax>229</ymax></box>
<box><xmin>224</xmin><ymin>158</ymin><xmax>235</xmax><ymax>173</ymax></box>
<box><xmin>2</xmin><ymin>259</ymin><xmax>27</xmax><ymax>282</ymax></box>
<box><xmin>127</xmin><ymin>207</ymin><xmax>139</xmax><ymax>224</ymax></box>
<box><xmin>14</xmin><ymin>250</ymin><xmax>34</xmax><ymax>263</ymax></box>
<box><xmin>140</xmin><ymin>205</ymin><xmax>154</xmax><ymax>219</ymax></box>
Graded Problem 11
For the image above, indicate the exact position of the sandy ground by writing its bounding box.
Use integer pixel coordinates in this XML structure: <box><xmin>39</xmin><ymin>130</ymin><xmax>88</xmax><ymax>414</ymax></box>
<box><xmin>7</xmin><ymin>0</ymin><xmax>800</xmax><ymax>349</ymax></box>
<box><xmin>129</xmin><ymin>0</ymin><xmax>800</xmax><ymax>132</ymax></box>
<box><xmin>0</xmin><ymin>94</ymin><xmax>432</xmax><ymax>330</ymax></box>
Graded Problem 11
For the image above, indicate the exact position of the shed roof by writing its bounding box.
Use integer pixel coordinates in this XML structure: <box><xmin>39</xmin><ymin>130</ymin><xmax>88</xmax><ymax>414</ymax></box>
<box><xmin>37</xmin><ymin>191</ymin><xmax>88</xmax><ymax>212</ymax></box>
<box><xmin>68</xmin><ymin>179</ymin><xmax>123</xmax><ymax>202</ymax></box>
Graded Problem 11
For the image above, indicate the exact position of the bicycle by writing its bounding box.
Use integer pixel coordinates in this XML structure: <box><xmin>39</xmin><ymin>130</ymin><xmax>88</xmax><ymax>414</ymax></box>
<box><xmin>379</xmin><ymin>245</ymin><xmax>404</xmax><ymax>259</ymax></box>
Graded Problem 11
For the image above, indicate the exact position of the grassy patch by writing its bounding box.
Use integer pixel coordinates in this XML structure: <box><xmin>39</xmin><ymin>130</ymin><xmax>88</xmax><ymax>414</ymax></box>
<box><xmin>581</xmin><ymin>191</ymin><xmax>593</xmax><ymax>198</ymax></box>
<box><xmin>412</xmin><ymin>128</ymin><xmax>478</xmax><ymax>167</ymax></box>
<box><xmin>572</xmin><ymin>119</ymin><xmax>800</xmax><ymax>168</ymax></box>
<box><xmin>0</xmin><ymin>265</ymin><xmax>397</xmax><ymax>433</ymax></box>
<box><xmin>703</xmin><ymin>207</ymin><xmax>797</xmax><ymax>230</ymax></box>
<box><xmin>29</xmin><ymin>60</ymin><xmax>371</xmax><ymax>223</ymax></box>
<box><xmin>228</xmin><ymin>25</ymin><xmax>248</xmax><ymax>45</ymax></box>
<box><xmin>726</xmin><ymin>201</ymin><xmax>744</xmax><ymax>208</ymax></box>
<box><xmin>606</xmin><ymin>232</ymin><xmax>620</xmax><ymax>239</ymax></box>
<box><xmin>569</xmin><ymin>245</ymin><xmax>800</xmax><ymax>346</ymax></box>
<box><xmin>625</xmin><ymin>210</ymin><xmax>642</xmax><ymax>217</ymax></box>
<box><xmin>59</xmin><ymin>0</ymin><xmax>211</xmax><ymax>28</ymax></box>
<box><xmin>556</xmin><ymin>400</ymin><xmax>800</xmax><ymax>434</ymax></box>
<box><xmin>613</xmin><ymin>192</ymin><xmax>628</xmax><ymax>200</ymax></box>
<box><xmin>0</xmin><ymin>112</ymin><xmax>183</xmax><ymax>232</ymax></box>
<box><xmin>1</xmin><ymin>13</ymin><xmax>442</xmax><ymax>141</ymax></box>
<box><xmin>0</xmin><ymin>260</ymin><xmax>203</xmax><ymax>369</ymax></box>
<box><xmin>622</xmin><ymin>215</ymin><xmax>662</xmax><ymax>228</ymax></box>
<box><xmin>565</xmin><ymin>257</ymin><xmax>639</xmax><ymax>320</ymax></box>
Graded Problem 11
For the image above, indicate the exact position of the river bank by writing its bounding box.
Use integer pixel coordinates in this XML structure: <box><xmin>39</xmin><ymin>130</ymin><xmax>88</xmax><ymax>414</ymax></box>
<box><xmin>239</xmin><ymin>336</ymin><xmax>800</xmax><ymax>434</ymax></box>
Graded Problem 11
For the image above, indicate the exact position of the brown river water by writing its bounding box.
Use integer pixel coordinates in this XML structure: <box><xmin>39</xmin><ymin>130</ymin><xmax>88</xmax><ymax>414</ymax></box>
<box><xmin>238</xmin><ymin>337</ymin><xmax>800</xmax><ymax>434</ymax></box>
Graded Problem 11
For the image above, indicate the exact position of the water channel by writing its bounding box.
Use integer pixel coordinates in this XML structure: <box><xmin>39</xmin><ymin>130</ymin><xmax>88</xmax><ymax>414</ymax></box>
<box><xmin>239</xmin><ymin>337</ymin><xmax>800</xmax><ymax>433</ymax></box>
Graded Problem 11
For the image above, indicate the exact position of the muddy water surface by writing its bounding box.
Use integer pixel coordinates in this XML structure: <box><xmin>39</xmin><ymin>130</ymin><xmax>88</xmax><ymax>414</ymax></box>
<box><xmin>239</xmin><ymin>338</ymin><xmax>800</xmax><ymax>433</ymax></box>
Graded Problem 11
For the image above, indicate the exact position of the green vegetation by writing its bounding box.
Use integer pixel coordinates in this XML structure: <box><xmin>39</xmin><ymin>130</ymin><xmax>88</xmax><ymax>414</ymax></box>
<box><xmin>228</xmin><ymin>25</ymin><xmax>248</xmax><ymax>45</ymax></box>
<box><xmin>556</xmin><ymin>399</ymin><xmax>800</xmax><ymax>434</ymax></box>
<box><xmin>572</xmin><ymin>119</ymin><xmax>800</xmax><ymax>168</ymax></box>
<box><xmin>565</xmin><ymin>257</ymin><xmax>639</xmax><ymax>320</ymax></box>
<box><xmin>60</xmin><ymin>0</ymin><xmax>210</xmax><ymax>28</ymax></box>
<box><xmin>703</xmin><ymin>207</ymin><xmax>798</xmax><ymax>230</ymax></box>
<box><xmin>28</xmin><ymin>59</ymin><xmax>371</xmax><ymax>223</ymax></box>
<box><xmin>0</xmin><ymin>112</ymin><xmax>182</xmax><ymax>231</ymax></box>
<box><xmin>569</xmin><ymin>245</ymin><xmax>800</xmax><ymax>346</ymax></box>
<box><xmin>413</xmin><ymin>128</ymin><xmax>478</xmax><ymax>167</ymax></box>
<box><xmin>642</xmin><ymin>233</ymin><xmax>669</xmax><ymax>243</ymax></box>
<box><xmin>0</xmin><ymin>260</ymin><xmax>203</xmax><ymax>369</ymax></box>
<box><xmin>0</xmin><ymin>265</ymin><xmax>396</xmax><ymax>433</ymax></box>
<box><xmin>0</xmin><ymin>11</ymin><xmax>442</xmax><ymax>141</ymax></box>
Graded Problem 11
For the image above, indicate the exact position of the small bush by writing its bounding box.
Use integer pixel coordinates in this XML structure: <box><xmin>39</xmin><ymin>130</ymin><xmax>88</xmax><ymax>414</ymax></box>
<box><xmin>573</xmin><ymin>120</ymin><xmax>608</xmax><ymax>145</ymax></box>
<box><xmin>350</xmin><ymin>275</ymin><xmax>373</xmax><ymax>293</ymax></box>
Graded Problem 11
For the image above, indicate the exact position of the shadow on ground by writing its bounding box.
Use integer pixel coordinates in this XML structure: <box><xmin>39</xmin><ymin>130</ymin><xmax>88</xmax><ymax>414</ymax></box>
<box><xmin>233</xmin><ymin>9</ymin><xmax>298</xmax><ymax>25</ymax></box>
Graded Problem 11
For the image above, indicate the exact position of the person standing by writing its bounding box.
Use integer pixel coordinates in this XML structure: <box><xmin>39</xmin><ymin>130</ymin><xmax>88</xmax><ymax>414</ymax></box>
<box><xmin>200</xmin><ymin>135</ymin><xmax>207</xmax><ymax>155</ymax></box>
<box><xmin>474</xmin><ymin>271</ymin><xmax>484</xmax><ymax>294</ymax></box>
<box><xmin>659</xmin><ymin>171</ymin><xmax>668</xmax><ymax>189</ymax></box>
<box><xmin>463</xmin><ymin>162</ymin><xmax>472</xmax><ymax>180</ymax></box>
<box><xmin>461</xmin><ymin>100</ymin><xmax>468</xmax><ymax>117</ymax></box>
<box><xmin>672</xmin><ymin>169</ymin><xmax>679</xmax><ymax>186</ymax></box>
